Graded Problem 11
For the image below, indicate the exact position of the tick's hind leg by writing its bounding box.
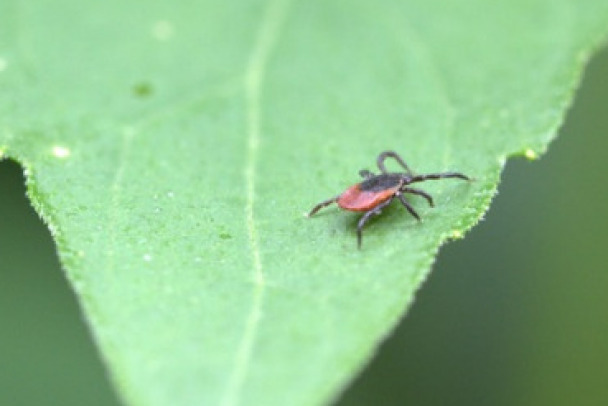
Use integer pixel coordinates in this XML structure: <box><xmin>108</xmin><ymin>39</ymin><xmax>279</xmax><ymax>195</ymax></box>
<box><xmin>308</xmin><ymin>196</ymin><xmax>340</xmax><ymax>217</ymax></box>
<box><xmin>395</xmin><ymin>192</ymin><xmax>421</xmax><ymax>221</ymax></box>
<box><xmin>377</xmin><ymin>151</ymin><xmax>414</xmax><ymax>175</ymax></box>
<box><xmin>356</xmin><ymin>197</ymin><xmax>394</xmax><ymax>249</ymax></box>
<box><xmin>402</xmin><ymin>187</ymin><xmax>434</xmax><ymax>207</ymax></box>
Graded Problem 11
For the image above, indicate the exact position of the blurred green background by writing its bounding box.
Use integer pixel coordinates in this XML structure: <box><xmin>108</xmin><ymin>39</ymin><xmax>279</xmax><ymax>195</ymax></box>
<box><xmin>1</xmin><ymin>47</ymin><xmax>607</xmax><ymax>406</ymax></box>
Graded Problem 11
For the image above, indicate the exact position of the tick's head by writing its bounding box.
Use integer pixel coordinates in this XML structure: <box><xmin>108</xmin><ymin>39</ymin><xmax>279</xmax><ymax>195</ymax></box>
<box><xmin>398</xmin><ymin>173</ymin><xmax>415</xmax><ymax>185</ymax></box>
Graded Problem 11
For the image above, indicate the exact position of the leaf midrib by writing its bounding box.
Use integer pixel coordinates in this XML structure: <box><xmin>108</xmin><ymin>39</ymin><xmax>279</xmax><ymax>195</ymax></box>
<box><xmin>220</xmin><ymin>1</ymin><xmax>292</xmax><ymax>405</ymax></box>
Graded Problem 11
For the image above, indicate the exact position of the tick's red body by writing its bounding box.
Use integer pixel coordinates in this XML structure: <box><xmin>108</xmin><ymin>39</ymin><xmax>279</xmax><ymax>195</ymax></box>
<box><xmin>308</xmin><ymin>151</ymin><xmax>470</xmax><ymax>248</ymax></box>
<box><xmin>337</xmin><ymin>175</ymin><xmax>403</xmax><ymax>212</ymax></box>
<box><xmin>338</xmin><ymin>185</ymin><xmax>398</xmax><ymax>212</ymax></box>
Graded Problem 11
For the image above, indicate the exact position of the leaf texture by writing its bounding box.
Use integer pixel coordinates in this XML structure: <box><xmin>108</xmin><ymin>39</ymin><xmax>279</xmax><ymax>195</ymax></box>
<box><xmin>1</xmin><ymin>1</ymin><xmax>607</xmax><ymax>405</ymax></box>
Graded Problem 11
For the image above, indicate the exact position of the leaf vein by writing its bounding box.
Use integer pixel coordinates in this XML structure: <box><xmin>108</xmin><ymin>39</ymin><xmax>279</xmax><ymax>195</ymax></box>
<box><xmin>106</xmin><ymin>128</ymin><xmax>135</xmax><ymax>276</ymax></box>
<box><xmin>220</xmin><ymin>1</ymin><xmax>291</xmax><ymax>405</ymax></box>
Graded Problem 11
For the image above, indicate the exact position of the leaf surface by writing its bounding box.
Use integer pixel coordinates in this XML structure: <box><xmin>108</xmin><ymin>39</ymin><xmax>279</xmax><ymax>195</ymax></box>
<box><xmin>1</xmin><ymin>1</ymin><xmax>607</xmax><ymax>405</ymax></box>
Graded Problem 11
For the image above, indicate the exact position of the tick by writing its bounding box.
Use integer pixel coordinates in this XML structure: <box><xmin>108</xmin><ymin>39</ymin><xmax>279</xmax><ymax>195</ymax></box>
<box><xmin>307</xmin><ymin>151</ymin><xmax>470</xmax><ymax>248</ymax></box>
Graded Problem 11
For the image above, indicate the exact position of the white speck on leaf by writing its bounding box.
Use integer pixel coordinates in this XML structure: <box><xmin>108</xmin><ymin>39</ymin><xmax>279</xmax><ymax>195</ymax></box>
<box><xmin>52</xmin><ymin>145</ymin><xmax>71</xmax><ymax>158</ymax></box>
<box><xmin>143</xmin><ymin>254</ymin><xmax>152</xmax><ymax>262</ymax></box>
<box><xmin>122</xmin><ymin>126</ymin><xmax>136</xmax><ymax>137</ymax></box>
<box><xmin>0</xmin><ymin>57</ymin><xmax>7</xmax><ymax>72</ymax></box>
<box><xmin>524</xmin><ymin>148</ymin><xmax>537</xmax><ymax>160</ymax></box>
<box><xmin>152</xmin><ymin>20</ymin><xmax>174</xmax><ymax>41</ymax></box>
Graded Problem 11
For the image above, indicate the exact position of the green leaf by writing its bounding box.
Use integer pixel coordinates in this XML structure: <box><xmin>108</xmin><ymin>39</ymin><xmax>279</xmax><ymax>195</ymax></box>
<box><xmin>1</xmin><ymin>1</ymin><xmax>607</xmax><ymax>405</ymax></box>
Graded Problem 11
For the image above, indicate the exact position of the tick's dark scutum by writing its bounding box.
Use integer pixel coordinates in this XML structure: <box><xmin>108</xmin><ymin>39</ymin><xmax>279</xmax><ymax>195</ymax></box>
<box><xmin>359</xmin><ymin>174</ymin><xmax>403</xmax><ymax>192</ymax></box>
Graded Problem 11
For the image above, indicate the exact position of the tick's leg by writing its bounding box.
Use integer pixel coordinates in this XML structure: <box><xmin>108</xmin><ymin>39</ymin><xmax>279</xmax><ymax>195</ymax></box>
<box><xmin>395</xmin><ymin>192</ymin><xmax>421</xmax><ymax>221</ymax></box>
<box><xmin>377</xmin><ymin>151</ymin><xmax>413</xmax><ymax>175</ymax></box>
<box><xmin>308</xmin><ymin>196</ymin><xmax>339</xmax><ymax>217</ymax></box>
<box><xmin>410</xmin><ymin>172</ymin><xmax>470</xmax><ymax>182</ymax></box>
<box><xmin>359</xmin><ymin>169</ymin><xmax>374</xmax><ymax>179</ymax></box>
<box><xmin>356</xmin><ymin>197</ymin><xmax>394</xmax><ymax>249</ymax></box>
<box><xmin>402</xmin><ymin>187</ymin><xmax>434</xmax><ymax>207</ymax></box>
